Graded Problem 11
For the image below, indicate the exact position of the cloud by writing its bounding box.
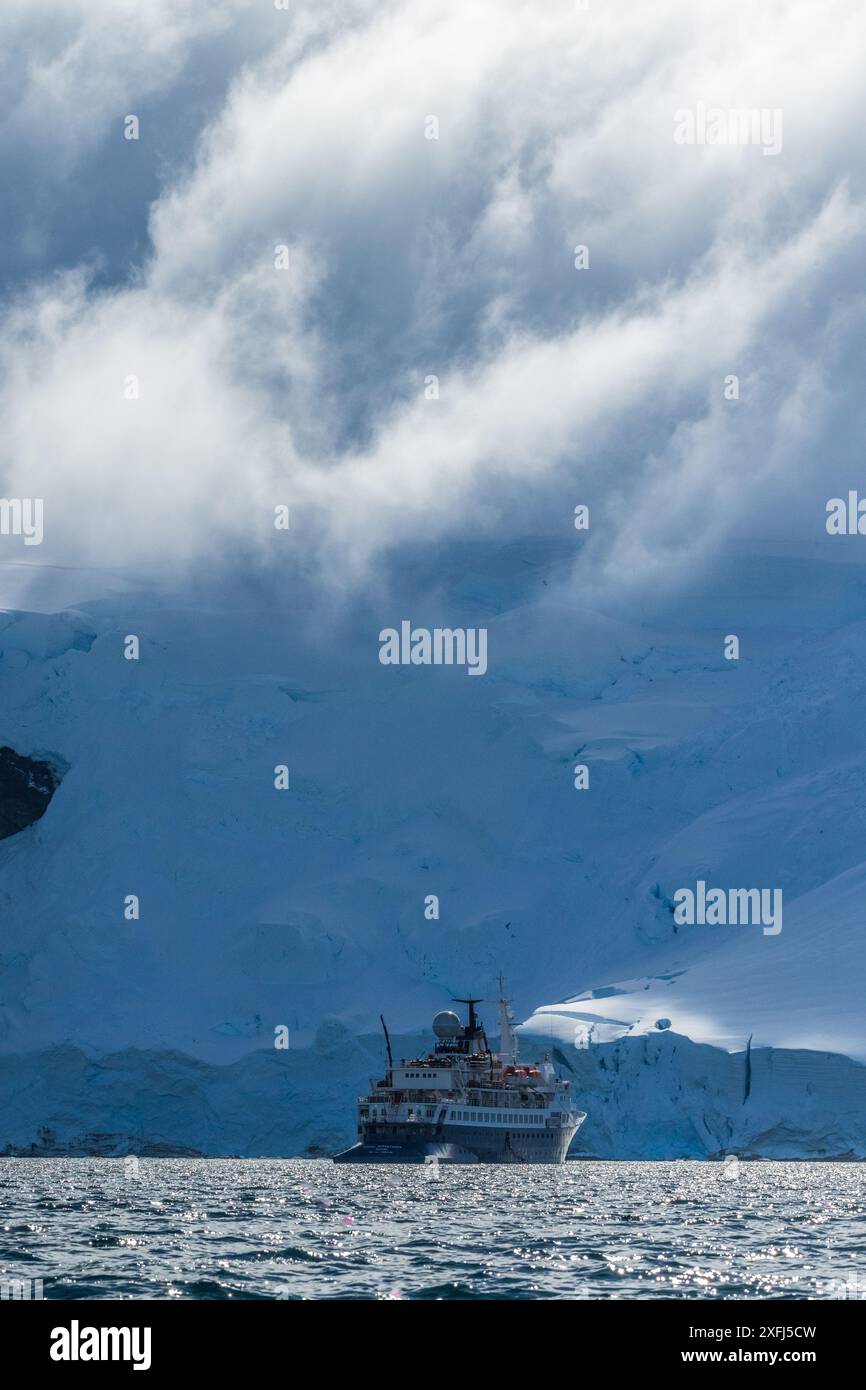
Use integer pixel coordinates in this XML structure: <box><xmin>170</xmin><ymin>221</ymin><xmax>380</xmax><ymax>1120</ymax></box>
<box><xmin>0</xmin><ymin>0</ymin><xmax>245</xmax><ymax>166</ymax></box>
<box><xmin>2</xmin><ymin>0</ymin><xmax>866</xmax><ymax>601</ymax></box>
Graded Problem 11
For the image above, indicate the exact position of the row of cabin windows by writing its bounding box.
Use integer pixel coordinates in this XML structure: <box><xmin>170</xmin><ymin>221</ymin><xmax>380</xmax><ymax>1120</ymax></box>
<box><xmin>364</xmin><ymin>1103</ymin><xmax>546</xmax><ymax>1127</ymax></box>
<box><xmin>363</xmin><ymin>1107</ymin><xmax>546</xmax><ymax>1136</ymax></box>
<box><xmin>447</xmin><ymin>1109</ymin><xmax>544</xmax><ymax>1126</ymax></box>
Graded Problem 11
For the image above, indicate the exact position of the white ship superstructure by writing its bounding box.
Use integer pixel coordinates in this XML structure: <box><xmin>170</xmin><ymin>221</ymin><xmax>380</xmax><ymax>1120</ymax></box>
<box><xmin>333</xmin><ymin>982</ymin><xmax>586</xmax><ymax>1164</ymax></box>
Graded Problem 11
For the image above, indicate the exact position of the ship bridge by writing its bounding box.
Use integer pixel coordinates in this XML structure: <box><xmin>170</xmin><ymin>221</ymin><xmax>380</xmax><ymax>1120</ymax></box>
<box><xmin>391</xmin><ymin>1064</ymin><xmax>456</xmax><ymax>1089</ymax></box>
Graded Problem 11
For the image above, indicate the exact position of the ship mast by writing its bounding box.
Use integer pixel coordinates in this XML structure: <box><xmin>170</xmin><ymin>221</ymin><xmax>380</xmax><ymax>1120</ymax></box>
<box><xmin>497</xmin><ymin>974</ymin><xmax>517</xmax><ymax>1064</ymax></box>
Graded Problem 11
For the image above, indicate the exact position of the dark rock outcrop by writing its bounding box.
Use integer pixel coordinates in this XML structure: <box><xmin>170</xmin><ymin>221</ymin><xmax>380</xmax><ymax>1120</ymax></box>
<box><xmin>0</xmin><ymin>746</ymin><xmax>63</xmax><ymax>839</ymax></box>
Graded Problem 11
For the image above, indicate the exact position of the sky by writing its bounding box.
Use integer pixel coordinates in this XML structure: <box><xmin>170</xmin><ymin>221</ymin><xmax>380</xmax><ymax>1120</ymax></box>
<box><xmin>1</xmin><ymin>0</ymin><xmax>866</xmax><ymax>606</ymax></box>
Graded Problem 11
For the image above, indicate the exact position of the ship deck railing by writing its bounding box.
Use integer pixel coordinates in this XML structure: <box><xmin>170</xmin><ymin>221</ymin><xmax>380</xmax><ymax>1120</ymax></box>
<box><xmin>360</xmin><ymin>1095</ymin><xmax>548</xmax><ymax>1110</ymax></box>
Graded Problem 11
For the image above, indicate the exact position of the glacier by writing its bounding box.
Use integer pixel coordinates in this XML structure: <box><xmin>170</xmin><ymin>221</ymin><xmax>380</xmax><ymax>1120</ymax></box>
<box><xmin>1</xmin><ymin>536</ymin><xmax>865</xmax><ymax>1157</ymax></box>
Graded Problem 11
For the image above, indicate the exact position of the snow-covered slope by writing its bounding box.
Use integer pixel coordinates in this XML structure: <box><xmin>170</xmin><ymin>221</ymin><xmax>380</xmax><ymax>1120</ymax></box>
<box><xmin>1</xmin><ymin>538</ymin><xmax>864</xmax><ymax>1156</ymax></box>
<box><xmin>526</xmin><ymin>863</ymin><xmax>866</xmax><ymax>1063</ymax></box>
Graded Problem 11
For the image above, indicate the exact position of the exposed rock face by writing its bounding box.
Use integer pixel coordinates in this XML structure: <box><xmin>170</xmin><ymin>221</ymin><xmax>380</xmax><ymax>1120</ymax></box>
<box><xmin>0</xmin><ymin>747</ymin><xmax>63</xmax><ymax>839</ymax></box>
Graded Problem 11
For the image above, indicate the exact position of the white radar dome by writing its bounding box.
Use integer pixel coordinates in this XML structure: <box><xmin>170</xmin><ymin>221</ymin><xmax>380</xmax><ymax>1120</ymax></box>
<box><xmin>432</xmin><ymin>1010</ymin><xmax>462</xmax><ymax>1038</ymax></box>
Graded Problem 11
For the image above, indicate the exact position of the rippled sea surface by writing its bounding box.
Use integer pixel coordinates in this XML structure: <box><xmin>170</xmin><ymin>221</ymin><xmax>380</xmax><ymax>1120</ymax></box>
<box><xmin>1</xmin><ymin>1158</ymin><xmax>864</xmax><ymax>1300</ymax></box>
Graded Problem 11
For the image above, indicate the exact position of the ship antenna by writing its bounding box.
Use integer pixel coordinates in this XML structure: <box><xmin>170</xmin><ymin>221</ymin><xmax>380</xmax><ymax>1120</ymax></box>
<box><xmin>379</xmin><ymin>1015</ymin><xmax>393</xmax><ymax>1072</ymax></box>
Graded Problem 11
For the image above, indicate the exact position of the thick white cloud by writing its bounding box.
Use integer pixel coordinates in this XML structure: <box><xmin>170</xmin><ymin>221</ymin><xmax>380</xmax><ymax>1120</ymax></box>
<box><xmin>2</xmin><ymin>0</ymin><xmax>865</xmax><ymax>596</ymax></box>
<box><xmin>0</xmin><ymin>0</ymin><xmax>247</xmax><ymax>167</ymax></box>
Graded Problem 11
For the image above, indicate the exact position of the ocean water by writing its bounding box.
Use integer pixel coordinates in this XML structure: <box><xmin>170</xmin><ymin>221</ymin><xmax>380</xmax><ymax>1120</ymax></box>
<box><xmin>1</xmin><ymin>1158</ymin><xmax>863</xmax><ymax>1300</ymax></box>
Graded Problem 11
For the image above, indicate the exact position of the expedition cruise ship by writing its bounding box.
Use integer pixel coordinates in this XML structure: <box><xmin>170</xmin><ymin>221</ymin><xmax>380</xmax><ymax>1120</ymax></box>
<box><xmin>333</xmin><ymin>984</ymin><xmax>586</xmax><ymax>1164</ymax></box>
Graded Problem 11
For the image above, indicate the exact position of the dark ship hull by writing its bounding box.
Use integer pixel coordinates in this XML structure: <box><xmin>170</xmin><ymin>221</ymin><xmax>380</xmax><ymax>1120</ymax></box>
<box><xmin>333</xmin><ymin>1137</ymin><xmax>481</xmax><ymax>1164</ymax></box>
<box><xmin>333</xmin><ymin>1121</ymin><xmax>579</xmax><ymax>1165</ymax></box>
